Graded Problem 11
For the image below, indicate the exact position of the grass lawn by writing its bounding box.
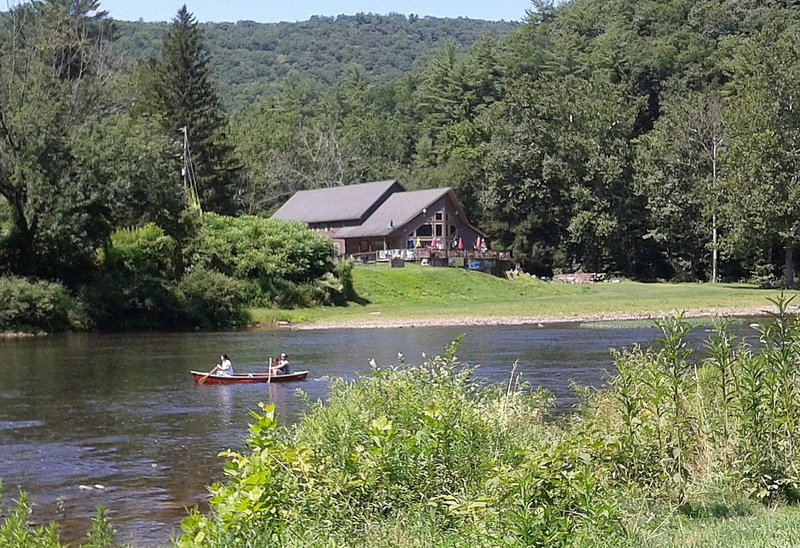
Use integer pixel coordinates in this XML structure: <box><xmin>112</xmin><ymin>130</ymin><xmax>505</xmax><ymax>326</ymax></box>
<box><xmin>650</xmin><ymin>507</ymin><xmax>800</xmax><ymax>547</ymax></box>
<box><xmin>250</xmin><ymin>264</ymin><xmax>800</xmax><ymax>327</ymax></box>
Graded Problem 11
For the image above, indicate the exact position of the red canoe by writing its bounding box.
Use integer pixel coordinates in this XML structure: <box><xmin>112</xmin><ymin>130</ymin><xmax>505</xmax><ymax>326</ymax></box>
<box><xmin>191</xmin><ymin>370</ymin><xmax>309</xmax><ymax>384</ymax></box>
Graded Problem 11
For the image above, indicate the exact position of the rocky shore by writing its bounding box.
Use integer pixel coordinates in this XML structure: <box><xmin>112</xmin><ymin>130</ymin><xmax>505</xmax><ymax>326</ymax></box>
<box><xmin>285</xmin><ymin>305</ymin><xmax>780</xmax><ymax>331</ymax></box>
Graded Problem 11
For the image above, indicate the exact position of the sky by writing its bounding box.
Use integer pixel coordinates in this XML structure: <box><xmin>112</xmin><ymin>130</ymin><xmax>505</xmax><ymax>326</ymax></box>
<box><xmin>96</xmin><ymin>1</ymin><xmax>532</xmax><ymax>24</ymax></box>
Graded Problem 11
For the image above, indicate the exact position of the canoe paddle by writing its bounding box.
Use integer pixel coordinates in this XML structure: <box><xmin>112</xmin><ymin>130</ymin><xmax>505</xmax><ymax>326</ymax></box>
<box><xmin>197</xmin><ymin>366</ymin><xmax>216</xmax><ymax>385</ymax></box>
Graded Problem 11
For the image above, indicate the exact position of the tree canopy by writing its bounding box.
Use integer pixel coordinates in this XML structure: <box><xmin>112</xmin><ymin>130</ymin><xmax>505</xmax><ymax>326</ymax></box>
<box><xmin>3</xmin><ymin>0</ymin><xmax>800</xmax><ymax>299</ymax></box>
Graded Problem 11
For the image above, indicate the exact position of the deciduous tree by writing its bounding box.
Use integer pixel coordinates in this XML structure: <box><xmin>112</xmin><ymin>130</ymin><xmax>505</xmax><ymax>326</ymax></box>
<box><xmin>0</xmin><ymin>0</ymin><xmax>114</xmax><ymax>281</ymax></box>
<box><xmin>723</xmin><ymin>18</ymin><xmax>800</xmax><ymax>287</ymax></box>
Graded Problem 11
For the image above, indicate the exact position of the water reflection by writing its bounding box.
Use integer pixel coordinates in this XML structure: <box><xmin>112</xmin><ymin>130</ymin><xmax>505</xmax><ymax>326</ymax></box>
<box><xmin>0</xmin><ymin>322</ymin><xmax>756</xmax><ymax>545</ymax></box>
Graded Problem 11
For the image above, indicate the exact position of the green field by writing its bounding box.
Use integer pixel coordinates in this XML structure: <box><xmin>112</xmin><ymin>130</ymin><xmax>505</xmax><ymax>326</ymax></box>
<box><xmin>250</xmin><ymin>264</ymin><xmax>798</xmax><ymax>326</ymax></box>
<box><xmin>651</xmin><ymin>507</ymin><xmax>800</xmax><ymax>547</ymax></box>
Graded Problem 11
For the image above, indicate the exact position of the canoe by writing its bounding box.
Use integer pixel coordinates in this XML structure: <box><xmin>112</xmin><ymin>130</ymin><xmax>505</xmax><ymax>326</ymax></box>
<box><xmin>190</xmin><ymin>370</ymin><xmax>309</xmax><ymax>384</ymax></box>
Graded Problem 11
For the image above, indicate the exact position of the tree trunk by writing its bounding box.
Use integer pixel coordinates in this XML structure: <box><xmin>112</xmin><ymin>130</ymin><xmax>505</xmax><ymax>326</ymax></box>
<box><xmin>711</xmin><ymin>213</ymin><xmax>718</xmax><ymax>283</ymax></box>
<box><xmin>784</xmin><ymin>245</ymin><xmax>794</xmax><ymax>289</ymax></box>
<box><xmin>6</xmin><ymin>195</ymin><xmax>35</xmax><ymax>276</ymax></box>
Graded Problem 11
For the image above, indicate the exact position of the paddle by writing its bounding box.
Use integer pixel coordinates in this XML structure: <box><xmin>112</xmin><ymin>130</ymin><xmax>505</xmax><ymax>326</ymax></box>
<box><xmin>197</xmin><ymin>365</ymin><xmax>217</xmax><ymax>385</ymax></box>
<box><xmin>268</xmin><ymin>357</ymin><xmax>273</xmax><ymax>383</ymax></box>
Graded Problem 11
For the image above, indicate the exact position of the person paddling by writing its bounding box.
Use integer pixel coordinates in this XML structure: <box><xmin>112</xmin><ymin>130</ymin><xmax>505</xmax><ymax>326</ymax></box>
<box><xmin>270</xmin><ymin>352</ymin><xmax>290</xmax><ymax>375</ymax></box>
<box><xmin>210</xmin><ymin>354</ymin><xmax>234</xmax><ymax>376</ymax></box>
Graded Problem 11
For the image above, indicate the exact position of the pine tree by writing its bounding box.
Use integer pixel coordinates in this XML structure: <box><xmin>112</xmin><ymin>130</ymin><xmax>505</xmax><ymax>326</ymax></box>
<box><xmin>151</xmin><ymin>5</ymin><xmax>240</xmax><ymax>215</ymax></box>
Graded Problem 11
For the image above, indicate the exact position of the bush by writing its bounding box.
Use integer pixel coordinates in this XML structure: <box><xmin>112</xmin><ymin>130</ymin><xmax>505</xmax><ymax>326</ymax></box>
<box><xmin>81</xmin><ymin>273</ymin><xmax>184</xmax><ymax>331</ymax></box>
<box><xmin>97</xmin><ymin>224</ymin><xmax>177</xmax><ymax>279</ymax></box>
<box><xmin>0</xmin><ymin>488</ymin><xmax>114</xmax><ymax>548</ymax></box>
<box><xmin>190</xmin><ymin>214</ymin><xmax>335</xmax><ymax>282</ymax></box>
<box><xmin>179</xmin><ymin>300</ymin><xmax>800</xmax><ymax>545</ymax></box>
<box><xmin>0</xmin><ymin>276</ymin><xmax>78</xmax><ymax>333</ymax></box>
<box><xmin>189</xmin><ymin>214</ymin><xmax>350</xmax><ymax>307</ymax></box>
<box><xmin>83</xmin><ymin>268</ymin><xmax>250</xmax><ymax>331</ymax></box>
<box><xmin>0</xmin><ymin>491</ymin><xmax>60</xmax><ymax>547</ymax></box>
<box><xmin>178</xmin><ymin>342</ymin><xmax>615</xmax><ymax>546</ymax></box>
<box><xmin>178</xmin><ymin>269</ymin><xmax>249</xmax><ymax>328</ymax></box>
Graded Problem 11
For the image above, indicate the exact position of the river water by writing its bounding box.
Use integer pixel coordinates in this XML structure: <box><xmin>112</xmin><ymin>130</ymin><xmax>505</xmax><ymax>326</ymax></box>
<box><xmin>0</xmin><ymin>323</ymin><xmax>746</xmax><ymax>545</ymax></box>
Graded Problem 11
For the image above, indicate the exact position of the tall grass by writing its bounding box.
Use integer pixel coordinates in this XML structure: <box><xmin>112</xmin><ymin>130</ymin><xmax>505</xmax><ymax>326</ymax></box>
<box><xmin>10</xmin><ymin>296</ymin><xmax>800</xmax><ymax>546</ymax></box>
<box><xmin>178</xmin><ymin>340</ymin><xmax>617</xmax><ymax>546</ymax></box>
<box><xmin>183</xmin><ymin>294</ymin><xmax>800</xmax><ymax>547</ymax></box>
<box><xmin>0</xmin><ymin>489</ymin><xmax>113</xmax><ymax>548</ymax></box>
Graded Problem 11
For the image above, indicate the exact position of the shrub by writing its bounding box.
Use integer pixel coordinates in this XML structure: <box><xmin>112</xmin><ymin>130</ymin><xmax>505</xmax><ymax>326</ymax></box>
<box><xmin>97</xmin><ymin>224</ymin><xmax>177</xmax><ymax>279</ymax></box>
<box><xmin>190</xmin><ymin>214</ymin><xmax>335</xmax><ymax>282</ymax></box>
<box><xmin>178</xmin><ymin>343</ymin><xmax>615</xmax><ymax>546</ymax></box>
<box><xmin>188</xmin><ymin>214</ymin><xmax>351</xmax><ymax>307</ymax></box>
<box><xmin>178</xmin><ymin>269</ymin><xmax>249</xmax><ymax>328</ymax></box>
<box><xmin>0</xmin><ymin>276</ymin><xmax>78</xmax><ymax>333</ymax></box>
<box><xmin>0</xmin><ymin>488</ymin><xmax>114</xmax><ymax>548</ymax></box>
<box><xmin>81</xmin><ymin>273</ymin><xmax>184</xmax><ymax>331</ymax></box>
<box><xmin>0</xmin><ymin>492</ymin><xmax>60</xmax><ymax>547</ymax></box>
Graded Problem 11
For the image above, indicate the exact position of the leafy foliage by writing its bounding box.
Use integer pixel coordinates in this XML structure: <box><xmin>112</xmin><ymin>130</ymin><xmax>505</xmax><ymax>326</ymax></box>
<box><xmin>0</xmin><ymin>0</ymin><xmax>116</xmax><ymax>283</ymax></box>
<box><xmin>178</xmin><ymin>268</ymin><xmax>248</xmax><ymax>328</ymax></box>
<box><xmin>176</xmin><ymin>298</ymin><xmax>800</xmax><ymax>545</ymax></box>
<box><xmin>189</xmin><ymin>213</ymin><xmax>348</xmax><ymax>307</ymax></box>
<box><xmin>0</xmin><ymin>489</ymin><xmax>114</xmax><ymax>548</ymax></box>
<box><xmin>0</xmin><ymin>276</ymin><xmax>79</xmax><ymax>333</ymax></box>
<box><xmin>179</xmin><ymin>342</ymin><xmax>616</xmax><ymax>546</ymax></box>
<box><xmin>97</xmin><ymin>223</ymin><xmax>177</xmax><ymax>279</ymax></box>
<box><xmin>0</xmin><ymin>492</ymin><xmax>60</xmax><ymax>547</ymax></box>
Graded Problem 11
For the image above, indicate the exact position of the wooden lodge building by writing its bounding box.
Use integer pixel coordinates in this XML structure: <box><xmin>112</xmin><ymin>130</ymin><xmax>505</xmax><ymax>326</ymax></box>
<box><xmin>271</xmin><ymin>180</ymin><xmax>486</xmax><ymax>259</ymax></box>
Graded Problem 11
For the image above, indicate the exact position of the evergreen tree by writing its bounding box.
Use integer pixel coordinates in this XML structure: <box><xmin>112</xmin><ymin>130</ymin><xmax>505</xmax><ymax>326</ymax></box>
<box><xmin>150</xmin><ymin>5</ymin><xmax>240</xmax><ymax>215</ymax></box>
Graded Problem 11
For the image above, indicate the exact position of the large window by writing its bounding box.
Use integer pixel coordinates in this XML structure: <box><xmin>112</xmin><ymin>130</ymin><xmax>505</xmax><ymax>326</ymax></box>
<box><xmin>435</xmin><ymin>224</ymin><xmax>443</xmax><ymax>237</ymax></box>
<box><xmin>416</xmin><ymin>224</ymin><xmax>433</xmax><ymax>237</ymax></box>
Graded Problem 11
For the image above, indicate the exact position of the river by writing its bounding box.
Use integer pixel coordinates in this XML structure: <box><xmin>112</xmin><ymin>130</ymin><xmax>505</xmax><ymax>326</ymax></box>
<box><xmin>0</xmin><ymin>322</ymin><xmax>745</xmax><ymax>545</ymax></box>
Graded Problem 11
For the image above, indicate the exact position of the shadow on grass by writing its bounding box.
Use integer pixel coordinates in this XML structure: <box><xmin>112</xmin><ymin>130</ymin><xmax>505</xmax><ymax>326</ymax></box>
<box><xmin>679</xmin><ymin>498</ymin><xmax>758</xmax><ymax>520</ymax></box>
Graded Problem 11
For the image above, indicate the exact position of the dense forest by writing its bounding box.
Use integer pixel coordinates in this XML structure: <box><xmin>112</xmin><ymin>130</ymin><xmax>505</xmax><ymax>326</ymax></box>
<box><xmin>1</xmin><ymin>0</ymin><xmax>800</xmax><ymax>332</ymax></box>
<box><xmin>227</xmin><ymin>0</ymin><xmax>800</xmax><ymax>287</ymax></box>
<box><xmin>113</xmin><ymin>15</ymin><xmax>518</xmax><ymax>109</ymax></box>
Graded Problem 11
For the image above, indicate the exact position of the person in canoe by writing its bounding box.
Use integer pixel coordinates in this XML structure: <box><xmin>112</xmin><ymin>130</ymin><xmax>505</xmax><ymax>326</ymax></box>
<box><xmin>270</xmin><ymin>352</ymin><xmax>290</xmax><ymax>375</ymax></box>
<box><xmin>210</xmin><ymin>354</ymin><xmax>234</xmax><ymax>376</ymax></box>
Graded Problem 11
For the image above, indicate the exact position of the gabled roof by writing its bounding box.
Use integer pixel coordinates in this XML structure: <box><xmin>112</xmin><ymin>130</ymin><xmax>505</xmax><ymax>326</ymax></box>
<box><xmin>271</xmin><ymin>180</ymin><xmax>401</xmax><ymax>224</ymax></box>
<box><xmin>339</xmin><ymin>188</ymin><xmax>452</xmax><ymax>238</ymax></box>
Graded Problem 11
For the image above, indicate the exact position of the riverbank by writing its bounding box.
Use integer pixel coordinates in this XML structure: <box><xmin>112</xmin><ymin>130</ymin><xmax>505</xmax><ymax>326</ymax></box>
<box><xmin>283</xmin><ymin>305</ymin><xmax>779</xmax><ymax>330</ymax></box>
<box><xmin>181</xmin><ymin>302</ymin><xmax>800</xmax><ymax>546</ymax></box>
<box><xmin>251</xmin><ymin>265</ymin><xmax>798</xmax><ymax>330</ymax></box>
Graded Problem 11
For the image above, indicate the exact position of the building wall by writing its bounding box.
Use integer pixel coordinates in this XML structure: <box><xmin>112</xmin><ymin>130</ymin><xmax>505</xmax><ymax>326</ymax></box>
<box><xmin>394</xmin><ymin>195</ymin><xmax>481</xmax><ymax>251</ymax></box>
<box><xmin>340</xmin><ymin>194</ymin><xmax>483</xmax><ymax>254</ymax></box>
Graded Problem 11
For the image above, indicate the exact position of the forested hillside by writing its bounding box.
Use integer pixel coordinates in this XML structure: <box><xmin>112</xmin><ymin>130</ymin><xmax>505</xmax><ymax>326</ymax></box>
<box><xmin>229</xmin><ymin>0</ymin><xmax>800</xmax><ymax>286</ymax></box>
<box><xmin>113</xmin><ymin>14</ymin><xmax>518</xmax><ymax>109</ymax></box>
<box><xmin>3</xmin><ymin>0</ymin><xmax>800</xmax><ymax>336</ymax></box>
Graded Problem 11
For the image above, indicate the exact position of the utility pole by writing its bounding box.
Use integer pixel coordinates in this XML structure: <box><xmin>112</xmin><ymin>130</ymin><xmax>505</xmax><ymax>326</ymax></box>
<box><xmin>181</xmin><ymin>126</ymin><xmax>202</xmax><ymax>216</ymax></box>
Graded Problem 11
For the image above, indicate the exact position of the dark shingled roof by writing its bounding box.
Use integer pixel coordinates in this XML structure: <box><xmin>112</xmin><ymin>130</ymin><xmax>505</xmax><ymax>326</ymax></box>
<box><xmin>339</xmin><ymin>188</ymin><xmax>452</xmax><ymax>238</ymax></box>
<box><xmin>271</xmin><ymin>180</ymin><xmax>400</xmax><ymax>224</ymax></box>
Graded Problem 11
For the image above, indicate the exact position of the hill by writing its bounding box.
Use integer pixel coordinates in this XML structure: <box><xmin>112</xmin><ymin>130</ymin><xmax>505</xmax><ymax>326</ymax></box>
<box><xmin>112</xmin><ymin>13</ymin><xmax>518</xmax><ymax>110</ymax></box>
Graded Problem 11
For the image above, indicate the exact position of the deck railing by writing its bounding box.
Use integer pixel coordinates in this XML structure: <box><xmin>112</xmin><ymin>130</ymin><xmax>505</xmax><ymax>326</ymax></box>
<box><xmin>344</xmin><ymin>249</ymin><xmax>511</xmax><ymax>265</ymax></box>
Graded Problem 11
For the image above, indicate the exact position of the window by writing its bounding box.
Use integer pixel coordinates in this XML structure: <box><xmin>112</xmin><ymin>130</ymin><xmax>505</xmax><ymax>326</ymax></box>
<box><xmin>435</xmin><ymin>224</ymin><xmax>443</xmax><ymax>237</ymax></box>
<box><xmin>449</xmin><ymin>225</ymin><xmax>457</xmax><ymax>236</ymax></box>
<box><xmin>435</xmin><ymin>212</ymin><xmax>443</xmax><ymax>221</ymax></box>
<box><xmin>416</xmin><ymin>224</ymin><xmax>433</xmax><ymax>237</ymax></box>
